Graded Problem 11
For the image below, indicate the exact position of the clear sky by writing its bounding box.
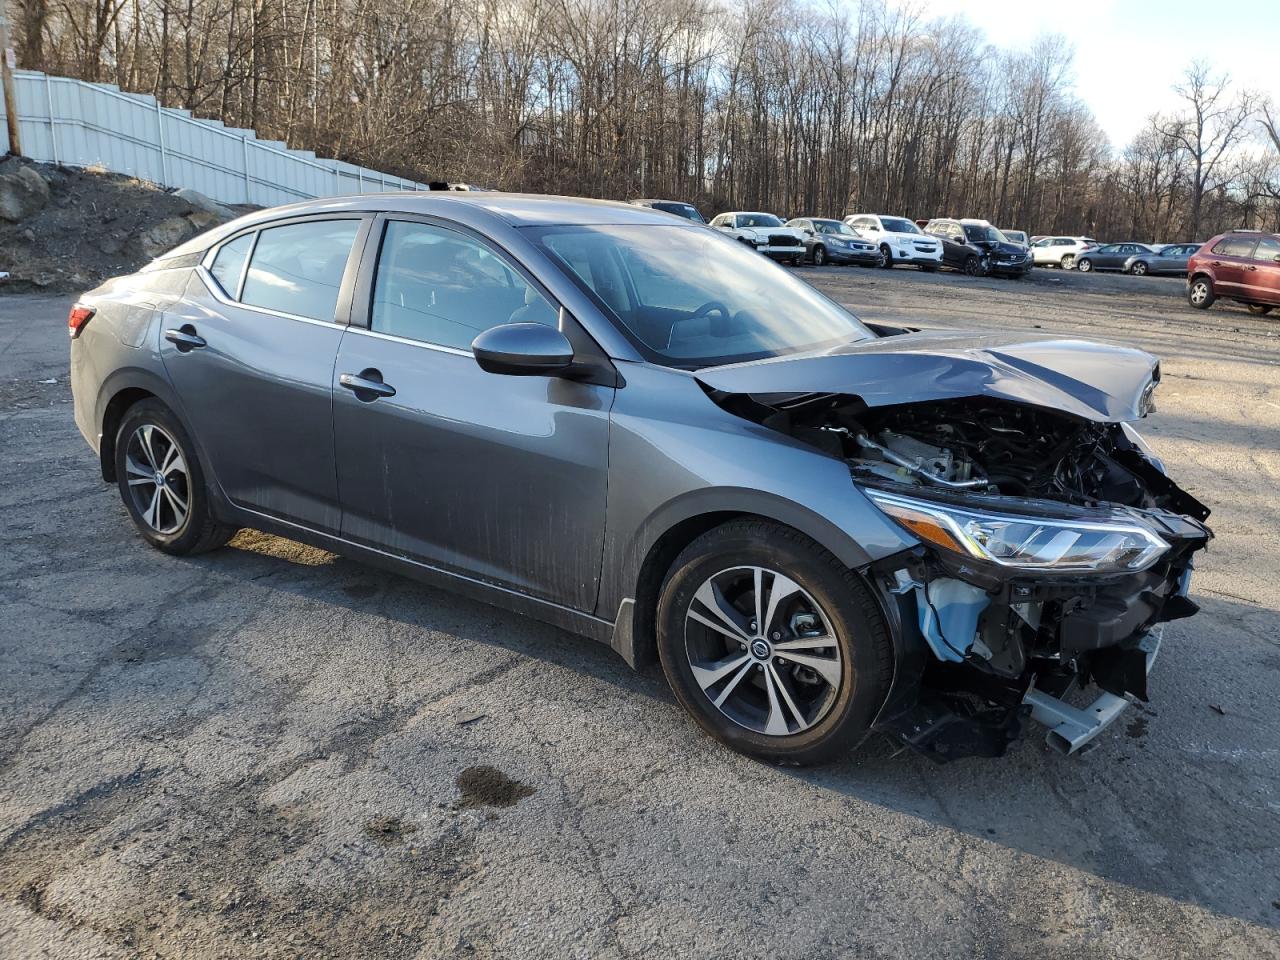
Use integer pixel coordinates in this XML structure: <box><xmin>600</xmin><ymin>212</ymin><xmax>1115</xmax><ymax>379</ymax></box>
<box><xmin>899</xmin><ymin>0</ymin><xmax>1280</xmax><ymax>149</ymax></box>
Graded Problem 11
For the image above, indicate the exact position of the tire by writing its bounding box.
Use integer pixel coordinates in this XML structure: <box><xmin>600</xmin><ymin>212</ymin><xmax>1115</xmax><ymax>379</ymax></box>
<box><xmin>963</xmin><ymin>255</ymin><xmax>983</xmax><ymax>277</ymax></box>
<box><xmin>1247</xmin><ymin>304</ymin><xmax>1274</xmax><ymax>316</ymax></box>
<box><xmin>878</xmin><ymin>244</ymin><xmax>892</xmax><ymax>269</ymax></box>
<box><xmin>812</xmin><ymin>245</ymin><xmax>827</xmax><ymax>266</ymax></box>
<box><xmin>1076</xmin><ymin>258</ymin><xmax>1093</xmax><ymax>273</ymax></box>
<box><xmin>1131</xmin><ymin>261</ymin><xmax>1149</xmax><ymax>276</ymax></box>
<box><xmin>114</xmin><ymin>399</ymin><xmax>236</xmax><ymax>555</ymax></box>
<box><xmin>1061</xmin><ymin>254</ymin><xmax>1076</xmax><ymax>270</ymax></box>
<box><xmin>656</xmin><ymin>520</ymin><xmax>893</xmax><ymax>765</ymax></box>
<box><xmin>791</xmin><ymin>254</ymin><xmax>803</xmax><ymax>267</ymax></box>
<box><xmin>1187</xmin><ymin>277</ymin><xmax>1215</xmax><ymax>310</ymax></box>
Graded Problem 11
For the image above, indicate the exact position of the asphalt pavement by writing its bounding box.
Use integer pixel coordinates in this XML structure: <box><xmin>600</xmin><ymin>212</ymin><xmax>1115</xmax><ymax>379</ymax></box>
<box><xmin>1</xmin><ymin>266</ymin><xmax>1278</xmax><ymax>959</ymax></box>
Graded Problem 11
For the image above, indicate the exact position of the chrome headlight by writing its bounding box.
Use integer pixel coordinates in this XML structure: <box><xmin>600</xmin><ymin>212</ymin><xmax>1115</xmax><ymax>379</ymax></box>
<box><xmin>863</xmin><ymin>489</ymin><xmax>1169</xmax><ymax>572</ymax></box>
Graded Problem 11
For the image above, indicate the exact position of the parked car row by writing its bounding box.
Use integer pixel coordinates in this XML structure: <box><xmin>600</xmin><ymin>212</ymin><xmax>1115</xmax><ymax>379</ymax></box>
<box><xmin>624</xmin><ymin>199</ymin><xmax>1280</xmax><ymax>317</ymax></box>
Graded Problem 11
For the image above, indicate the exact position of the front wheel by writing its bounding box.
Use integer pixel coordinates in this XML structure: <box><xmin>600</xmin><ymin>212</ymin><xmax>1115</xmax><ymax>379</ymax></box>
<box><xmin>1247</xmin><ymin>304</ymin><xmax>1274</xmax><ymax>316</ymax></box>
<box><xmin>791</xmin><ymin>254</ymin><xmax>804</xmax><ymax>267</ymax></box>
<box><xmin>1131</xmin><ymin>261</ymin><xmax>1149</xmax><ymax>276</ymax></box>
<box><xmin>963</xmin><ymin>255</ymin><xmax>984</xmax><ymax>276</ymax></box>
<box><xmin>878</xmin><ymin>244</ymin><xmax>892</xmax><ymax>269</ymax></box>
<box><xmin>1076</xmin><ymin>258</ymin><xmax>1093</xmax><ymax>273</ymax></box>
<box><xmin>114</xmin><ymin>399</ymin><xmax>236</xmax><ymax>555</ymax></box>
<box><xmin>1187</xmin><ymin>277</ymin><xmax>1215</xmax><ymax>309</ymax></box>
<box><xmin>656</xmin><ymin>520</ymin><xmax>893</xmax><ymax>765</ymax></box>
<box><xmin>812</xmin><ymin>245</ymin><xmax>827</xmax><ymax>266</ymax></box>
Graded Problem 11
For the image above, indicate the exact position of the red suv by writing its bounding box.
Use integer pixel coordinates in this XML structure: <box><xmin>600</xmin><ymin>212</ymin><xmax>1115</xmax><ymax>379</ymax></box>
<box><xmin>1187</xmin><ymin>230</ymin><xmax>1280</xmax><ymax>315</ymax></box>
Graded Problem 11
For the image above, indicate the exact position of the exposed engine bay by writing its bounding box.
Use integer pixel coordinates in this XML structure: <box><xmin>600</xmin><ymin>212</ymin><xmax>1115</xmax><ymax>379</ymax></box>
<box><xmin>710</xmin><ymin>387</ymin><xmax>1213</xmax><ymax>761</ymax></box>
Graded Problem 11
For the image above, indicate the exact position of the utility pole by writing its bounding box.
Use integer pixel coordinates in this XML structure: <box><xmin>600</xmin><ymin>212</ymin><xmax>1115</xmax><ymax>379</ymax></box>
<box><xmin>0</xmin><ymin>0</ymin><xmax>21</xmax><ymax>156</ymax></box>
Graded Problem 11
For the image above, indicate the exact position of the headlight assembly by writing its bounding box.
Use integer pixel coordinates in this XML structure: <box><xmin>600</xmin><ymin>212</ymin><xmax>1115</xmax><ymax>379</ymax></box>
<box><xmin>863</xmin><ymin>489</ymin><xmax>1169</xmax><ymax>573</ymax></box>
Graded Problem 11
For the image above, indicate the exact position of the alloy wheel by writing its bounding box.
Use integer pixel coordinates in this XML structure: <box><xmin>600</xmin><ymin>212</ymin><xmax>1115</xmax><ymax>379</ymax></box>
<box><xmin>683</xmin><ymin>566</ymin><xmax>843</xmax><ymax>737</ymax></box>
<box><xmin>124</xmin><ymin>423</ymin><xmax>190</xmax><ymax>534</ymax></box>
<box><xmin>1132</xmin><ymin>261</ymin><xmax>1148</xmax><ymax>276</ymax></box>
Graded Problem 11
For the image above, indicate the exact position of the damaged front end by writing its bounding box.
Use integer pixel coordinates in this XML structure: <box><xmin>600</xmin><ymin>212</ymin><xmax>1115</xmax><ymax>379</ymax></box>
<box><xmin>701</xmin><ymin>343</ymin><xmax>1212</xmax><ymax>760</ymax></box>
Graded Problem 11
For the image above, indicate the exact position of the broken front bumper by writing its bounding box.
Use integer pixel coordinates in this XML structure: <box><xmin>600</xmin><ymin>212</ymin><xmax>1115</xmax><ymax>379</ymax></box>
<box><xmin>1023</xmin><ymin>627</ymin><xmax>1160</xmax><ymax>755</ymax></box>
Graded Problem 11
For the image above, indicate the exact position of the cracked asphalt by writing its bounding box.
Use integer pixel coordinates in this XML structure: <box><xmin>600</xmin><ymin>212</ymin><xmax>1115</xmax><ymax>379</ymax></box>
<box><xmin>2</xmin><ymin>265</ymin><xmax>1278</xmax><ymax>959</ymax></box>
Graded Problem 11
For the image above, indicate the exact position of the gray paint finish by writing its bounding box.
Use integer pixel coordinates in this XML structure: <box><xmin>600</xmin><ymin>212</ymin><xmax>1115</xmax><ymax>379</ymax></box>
<box><xmin>70</xmin><ymin>192</ymin><xmax>1165</xmax><ymax>666</ymax></box>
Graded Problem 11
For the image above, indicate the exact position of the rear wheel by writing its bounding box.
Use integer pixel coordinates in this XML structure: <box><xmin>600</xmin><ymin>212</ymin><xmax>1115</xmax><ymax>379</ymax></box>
<box><xmin>114</xmin><ymin>399</ymin><xmax>236</xmax><ymax>555</ymax></box>
<box><xmin>1061</xmin><ymin>254</ymin><xmax>1076</xmax><ymax>270</ymax></box>
<box><xmin>1131</xmin><ymin>261</ymin><xmax>1149</xmax><ymax>276</ymax></box>
<box><xmin>1188</xmin><ymin>277</ymin><xmax>1215</xmax><ymax>309</ymax></box>
<box><xmin>1076</xmin><ymin>257</ymin><xmax>1093</xmax><ymax>273</ymax></box>
<box><xmin>1247</xmin><ymin>304</ymin><xmax>1274</xmax><ymax>316</ymax></box>
<box><xmin>656</xmin><ymin>520</ymin><xmax>892</xmax><ymax>765</ymax></box>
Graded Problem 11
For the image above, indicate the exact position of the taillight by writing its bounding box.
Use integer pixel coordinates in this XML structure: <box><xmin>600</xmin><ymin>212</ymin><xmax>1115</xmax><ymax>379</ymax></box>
<box><xmin>68</xmin><ymin>304</ymin><xmax>95</xmax><ymax>339</ymax></box>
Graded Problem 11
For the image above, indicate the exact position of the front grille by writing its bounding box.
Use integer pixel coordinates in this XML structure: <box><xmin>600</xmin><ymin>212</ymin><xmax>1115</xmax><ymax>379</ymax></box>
<box><xmin>914</xmin><ymin>242</ymin><xmax>938</xmax><ymax>251</ymax></box>
<box><xmin>769</xmin><ymin>234</ymin><xmax>801</xmax><ymax>247</ymax></box>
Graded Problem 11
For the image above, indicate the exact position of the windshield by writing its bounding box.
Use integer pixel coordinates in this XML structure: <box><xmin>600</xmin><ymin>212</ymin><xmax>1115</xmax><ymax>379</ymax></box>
<box><xmin>880</xmin><ymin>217</ymin><xmax>921</xmax><ymax>235</ymax></box>
<box><xmin>737</xmin><ymin>213</ymin><xmax>782</xmax><ymax>228</ymax></box>
<box><xmin>814</xmin><ymin>220</ymin><xmax>857</xmax><ymax>237</ymax></box>
<box><xmin>527</xmin><ymin>225</ymin><xmax>874</xmax><ymax>367</ymax></box>
<box><xmin>652</xmin><ymin>202</ymin><xmax>706</xmax><ymax>223</ymax></box>
<box><xmin>963</xmin><ymin>224</ymin><xmax>1004</xmax><ymax>243</ymax></box>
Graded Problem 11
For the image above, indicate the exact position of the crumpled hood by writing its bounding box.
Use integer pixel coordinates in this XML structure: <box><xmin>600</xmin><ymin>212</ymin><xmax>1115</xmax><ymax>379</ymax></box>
<box><xmin>695</xmin><ymin>330</ymin><xmax>1160</xmax><ymax>423</ymax></box>
<box><xmin>973</xmin><ymin>240</ymin><xmax>1025</xmax><ymax>256</ymax></box>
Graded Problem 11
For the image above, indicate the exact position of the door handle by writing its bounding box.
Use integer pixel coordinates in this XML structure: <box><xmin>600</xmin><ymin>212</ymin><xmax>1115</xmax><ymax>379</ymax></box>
<box><xmin>164</xmin><ymin>326</ymin><xmax>206</xmax><ymax>351</ymax></box>
<box><xmin>339</xmin><ymin>369</ymin><xmax>396</xmax><ymax>400</ymax></box>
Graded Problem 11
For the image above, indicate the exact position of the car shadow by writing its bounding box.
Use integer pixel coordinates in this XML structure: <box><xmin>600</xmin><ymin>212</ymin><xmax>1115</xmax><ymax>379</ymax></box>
<box><xmin>186</xmin><ymin>532</ymin><xmax>1279</xmax><ymax>931</ymax></box>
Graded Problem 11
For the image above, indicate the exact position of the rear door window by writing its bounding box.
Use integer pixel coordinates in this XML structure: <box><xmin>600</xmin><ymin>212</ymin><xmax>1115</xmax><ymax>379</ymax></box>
<box><xmin>241</xmin><ymin>219</ymin><xmax>361</xmax><ymax>321</ymax></box>
<box><xmin>1212</xmin><ymin>236</ymin><xmax>1259</xmax><ymax>258</ymax></box>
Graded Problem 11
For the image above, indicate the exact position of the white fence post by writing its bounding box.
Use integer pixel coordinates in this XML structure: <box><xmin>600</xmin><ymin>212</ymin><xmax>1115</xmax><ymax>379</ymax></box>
<box><xmin>154</xmin><ymin>98</ymin><xmax>169</xmax><ymax>186</ymax></box>
<box><xmin>44</xmin><ymin>73</ymin><xmax>58</xmax><ymax>165</ymax></box>
<box><xmin>241</xmin><ymin>136</ymin><xmax>251</xmax><ymax>204</ymax></box>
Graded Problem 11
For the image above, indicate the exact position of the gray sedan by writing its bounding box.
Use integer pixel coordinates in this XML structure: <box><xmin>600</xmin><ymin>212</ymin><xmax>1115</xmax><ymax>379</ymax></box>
<box><xmin>1125</xmin><ymin>243</ymin><xmax>1203</xmax><ymax>276</ymax></box>
<box><xmin>69</xmin><ymin>194</ymin><xmax>1210</xmax><ymax>764</ymax></box>
<box><xmin>1075</xmin><ymin>242</ymin><xmax>1156</xmax><ymax>273</ymax></box>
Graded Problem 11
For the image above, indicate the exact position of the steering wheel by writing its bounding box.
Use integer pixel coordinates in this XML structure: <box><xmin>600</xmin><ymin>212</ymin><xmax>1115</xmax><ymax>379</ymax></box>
<box><xmin>667</xmin><ymin>301</ymin><xmax>734</xmax><ymax>349</ymax></box>
<box><xmin>691</xmin><ymin>301</ymin><xmax>732</xmax><ymax>322</ymax></box>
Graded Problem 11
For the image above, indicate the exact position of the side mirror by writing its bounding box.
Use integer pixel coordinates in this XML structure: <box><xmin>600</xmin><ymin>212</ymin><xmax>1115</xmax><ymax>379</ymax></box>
<box><xmin>472</xmin><ymin>323</ymin><xmax>574</xmax><ymax>376</ymax></box>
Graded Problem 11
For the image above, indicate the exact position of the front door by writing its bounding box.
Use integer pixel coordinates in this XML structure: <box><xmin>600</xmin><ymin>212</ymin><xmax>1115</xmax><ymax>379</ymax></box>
<box><xmin>332</xmin><ymin>216</ymin><xmax>614</xmax><ymax>611</ymax></box>
<box><xmin>162</xmin><ymin>216</ymin><xmax>366</xmax><ymax>533</ymax></box>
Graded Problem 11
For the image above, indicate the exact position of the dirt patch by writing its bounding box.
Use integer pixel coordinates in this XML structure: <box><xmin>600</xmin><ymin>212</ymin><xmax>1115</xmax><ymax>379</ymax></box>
<box><xmin>455</xmin><ymin>766</ymin><xmax>535</xmax><ymax>809</ymax></box>
<box><xmin>364</xmin><ymin>816</ymin><xmax>418</xmax><ymax>844</ymax></box>
<box><xmin>0</xmin><ymin>156</ymin><xmax>255</xmax><ymax>293</ymax></box>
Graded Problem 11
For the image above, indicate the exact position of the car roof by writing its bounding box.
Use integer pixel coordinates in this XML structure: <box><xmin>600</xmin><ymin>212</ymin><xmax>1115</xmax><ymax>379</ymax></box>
<box><xmin>630</xmin><ymin>198</ymin><xmax>693</xmax><ymax>206</ymax></box>
<box><xmin>159</xmin><ymin>192</ymin><xmax>685</xmax><ymax>260</ymax></box>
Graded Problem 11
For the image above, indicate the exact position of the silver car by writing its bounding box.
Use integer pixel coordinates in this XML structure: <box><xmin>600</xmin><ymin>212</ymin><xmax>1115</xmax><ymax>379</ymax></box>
<box><xmin>69</xmin><ymin>195</ymin><xmax>1211</xmax><ymax>764</ymax></box>
<box><xmin>1075</xmin><ymin>243</ymin><xmax>1157</xmax><ymax>273</ymax></box>
<box><xmin>1125</xmin><ymin>243</ymin><xmax>1203</xmax><ymax>276</ymax></box>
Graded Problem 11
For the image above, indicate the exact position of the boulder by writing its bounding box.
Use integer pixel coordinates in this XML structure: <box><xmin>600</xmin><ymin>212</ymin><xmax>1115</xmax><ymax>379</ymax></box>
<box><xmin>0</xmin><ymin>166</ymin><xmax>51</xmax><ymax>222</ymax></box>
<box><xmin>138</xmin><ymin>216</ymin><xmax>196</xmax><ymax>258</ymax></box>
<box><xmin>172</xmin><ymin>188</ymin><xmax>234</xmax><ymax>221</ymax></box>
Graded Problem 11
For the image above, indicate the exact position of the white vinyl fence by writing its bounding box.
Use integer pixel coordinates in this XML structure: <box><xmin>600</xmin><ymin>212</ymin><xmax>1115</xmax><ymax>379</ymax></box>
<box><xmin>0</xmin><ymin>70</ymin><xmax>428</xmax><ymax>206</ymax></box>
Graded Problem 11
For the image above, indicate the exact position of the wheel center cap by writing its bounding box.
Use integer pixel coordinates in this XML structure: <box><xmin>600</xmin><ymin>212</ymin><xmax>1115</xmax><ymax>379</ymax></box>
<box><xmin>153</xmin><ymin>471</ymin><xmax>165</xmax><ymax>486</ymax></box>
<box><xmin>750</xmin><ymin>639</ymin><xmax>772</xmax><ymax>660</ymax></box>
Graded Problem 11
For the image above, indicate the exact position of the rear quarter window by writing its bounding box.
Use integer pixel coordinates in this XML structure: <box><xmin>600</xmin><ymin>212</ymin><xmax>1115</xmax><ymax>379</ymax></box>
<box><xmin>208</xmin><ymin>233</ymin><xmax>254</xmax><ymax>297</ymax></box>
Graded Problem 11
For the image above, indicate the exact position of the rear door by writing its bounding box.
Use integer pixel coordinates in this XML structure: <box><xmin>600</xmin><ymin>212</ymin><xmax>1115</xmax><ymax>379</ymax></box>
<box><xmin>331</xmin><ymin>215</ymin><xmax>614</xmax><ymax>610</ymax></box>
<box><xmin>162</xmin><ymin>215</ymin><xmax>368</xmax><ymax>532</ymax></box>
<box><xmin>1207</xmin><ymin>235</ymin><xmax>1258</xmax><ymax>295</ymax></box>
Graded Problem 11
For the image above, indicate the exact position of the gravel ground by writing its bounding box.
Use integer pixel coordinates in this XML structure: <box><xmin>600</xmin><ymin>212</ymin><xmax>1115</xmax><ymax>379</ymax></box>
<box><xmin>1</xmin><ymin>265</ymin><xmax>1278</xmax><ymax>959</ymax></box>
